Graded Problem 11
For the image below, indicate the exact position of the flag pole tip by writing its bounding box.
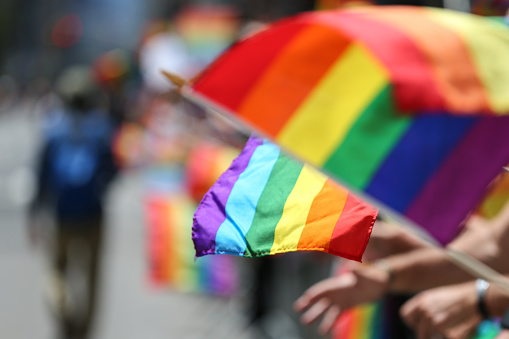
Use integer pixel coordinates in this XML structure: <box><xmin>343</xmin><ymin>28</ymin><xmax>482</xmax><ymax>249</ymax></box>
<box><xmin>161</xmin><ymin>70</ymin><xmax>187</xmax><ymax>89</ymax></box>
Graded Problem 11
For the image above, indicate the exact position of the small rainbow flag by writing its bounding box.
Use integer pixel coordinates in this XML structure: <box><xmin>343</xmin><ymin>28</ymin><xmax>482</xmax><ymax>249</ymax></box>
<box><xmin>193</xmin><ymin>136</ymin><xmax>378</xmax><ymax>261</ymax></box>
<box><xmin>334</xmin><ymin>299</ymin><xmax>392</xmax><ymax>339</ymax></box>
<box><xmin>189</xmin><ymin>7</ymin><xmax>509</xmax><ymax>244</ymax></box>
<box><xmin>146</xmin><ymin>190</ymin><xmax>238</xmax><ymax>296</ymax></box>
<box><xmin>333</xmin><ymin>297</ymin><xmax>501</xmax><ymax>339</ymax></box>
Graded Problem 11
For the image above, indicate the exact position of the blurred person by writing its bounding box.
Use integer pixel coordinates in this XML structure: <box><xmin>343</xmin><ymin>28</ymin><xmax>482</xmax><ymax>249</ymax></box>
<box><xmin>28</xmin><ymin>66</ymin><xmax>118</xmax><ymax>339</ymax></box>
<box><xmin>294</xmin><ymin>194</ymin><xmax>509</xmax><ymax>336</ymax></box>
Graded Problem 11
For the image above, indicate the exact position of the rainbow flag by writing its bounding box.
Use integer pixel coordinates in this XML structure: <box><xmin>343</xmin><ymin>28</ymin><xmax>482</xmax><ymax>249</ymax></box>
<box><xmin>333</xmin><ymin>297</ymin><xmax>501</xmax><ymax>339</ymax></box>
<box><xmin>193</xmin><ymin>136</ymin><xmax>378</xmax><ymax>261</ymax></box>
<box><xmin>334</xmin><ymin>300</ymin><xmax>392</xmax><ymax>339</ymax></box>
<box><xmin>189</xmin><ymin>6</ymin><xmax>509</xmax><ymax>244</ymax></box>
<box><xmin>146</xmin><ymin>191</ymin><xmax>238</xmax><ymax>296</ymax></box>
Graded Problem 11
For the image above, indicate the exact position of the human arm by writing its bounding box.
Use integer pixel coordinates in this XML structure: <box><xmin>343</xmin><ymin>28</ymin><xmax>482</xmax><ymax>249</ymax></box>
<box><xmin>294</xmin><ymin>262</ymin><xmax>390</xmax><ymax>335</ymax></box>
<box><xmin>362</xmin><ymin>220</ymin><xmax>428</xmax><ymax>261</ymax></box>
<box><xmin>375</xmin><ymin>210</ymin><xmax>505</xmax><ymax>294</ymax></box>
<box><xmin>400</xmin><ymin>278</ymin><xmax>509</xmax><ymax>339</ymax></box>
<box><xmin>27</xmin><ymin>142</ymin><xmax>52</xmax><ymax>245</ymax></box>
<box><xmin>295</xmin><ymin>202</ymin><xmax>509</xmax><ymax>333</ymax></box>
<box><xmin>399</xmin><ymin>281</ymin><xmax>480</xmax><ymax>339</ymax></box>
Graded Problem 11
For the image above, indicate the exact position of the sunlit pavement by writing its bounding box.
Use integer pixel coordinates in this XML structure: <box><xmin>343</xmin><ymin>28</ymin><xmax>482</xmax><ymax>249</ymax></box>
<box><xmin>0</xmin><ymin>103</ymin><xmax>256</xmax><ymax>339</ymax></box>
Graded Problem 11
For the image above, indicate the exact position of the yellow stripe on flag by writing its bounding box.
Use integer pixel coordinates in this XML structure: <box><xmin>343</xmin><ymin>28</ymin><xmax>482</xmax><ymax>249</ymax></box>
<box><xmin>276</xmin><ymin>43</ymin><xmax>389</xmax><ymax>166</ymax></box>
<box><xmin>270</xmin><ymin>164</ymin><xmax>327</xmax><ymax>254</ymax></box>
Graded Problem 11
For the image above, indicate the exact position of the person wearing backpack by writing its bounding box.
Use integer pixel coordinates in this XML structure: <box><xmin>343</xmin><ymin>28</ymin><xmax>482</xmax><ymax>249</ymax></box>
<box><xmin>29</xmin><ymin>66</ymin><xmax>118</xmax><ymax>339</ymax></box>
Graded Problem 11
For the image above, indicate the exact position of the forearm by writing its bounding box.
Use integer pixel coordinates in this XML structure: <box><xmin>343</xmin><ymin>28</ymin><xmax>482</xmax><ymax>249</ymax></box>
<box><xmin>486</xmin><ymin>280</ymin><xmax>509</xmax><ymax>317</ymax></box>
<box><xmin>385</xmin><ymin>247</ymin><xmax>473</xmax><ymax>293</ymax></box>
<box><xmin>384</xmin><ymin>212</ymin><xmax>506</xmax><ymax>293</ymax></box>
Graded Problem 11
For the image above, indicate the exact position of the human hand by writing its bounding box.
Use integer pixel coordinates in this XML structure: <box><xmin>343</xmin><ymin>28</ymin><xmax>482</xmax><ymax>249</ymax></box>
<box><xmin>294</xmin><ymin>264</ymin><xmax>390</xmax><ymax>335</ymax></box>
<box><xmin>400</xmin><ymin>282</ymin><xmax>481</xmax><ymax>339</ymax></box>
<box><xmin>363</xmin><ymin>220</ymin><xmax>428</xmax><ymax>261</ymax></box>
<box><xmin>495</xmin><ymin>329</ymin><xmax>509</xmax><ymax>339</ymax></box>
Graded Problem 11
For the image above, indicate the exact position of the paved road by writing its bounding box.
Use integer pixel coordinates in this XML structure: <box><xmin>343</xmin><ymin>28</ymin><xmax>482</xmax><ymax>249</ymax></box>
<box><xmin>0</xmin><ymin>103</ymin><xmax>257</xmax><ymax>339</ymax></box>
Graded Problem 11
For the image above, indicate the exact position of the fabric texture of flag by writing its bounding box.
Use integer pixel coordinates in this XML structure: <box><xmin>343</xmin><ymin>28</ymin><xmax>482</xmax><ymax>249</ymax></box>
<box><xmin>193</xmin><ymin>136</ymin><xmax>378</xmax><ymax>262</ymax></box>
<box><xmin>189</xmin><ymin>6</ymin><xmax>509</xmax><ymax>245</ymax></box>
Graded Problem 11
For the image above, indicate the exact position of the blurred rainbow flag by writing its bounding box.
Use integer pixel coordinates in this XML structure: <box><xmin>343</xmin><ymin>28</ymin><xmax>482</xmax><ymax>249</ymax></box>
<box><xmin>333</xmin><ymin>298</ymin><xmax>501</xmax><ymax>339</ymax></box>
<box><xmin>175</xmin><ymin>5</ymin><xmax>240</xmax><ymax>66</ymax></box>
<box><xmin>144</xmin><ymin>143</ymin><xmax>240</xmax><ymax>296</ymax></box>
<box><xmin>477</xmin><ymin>169</ymin><xmax>509</xmax><ymax>219</ymax></box>
<box><xmin>146</xmin><ymin>192</ymin><xmax>238</xmax><ymax>295</ymax></box>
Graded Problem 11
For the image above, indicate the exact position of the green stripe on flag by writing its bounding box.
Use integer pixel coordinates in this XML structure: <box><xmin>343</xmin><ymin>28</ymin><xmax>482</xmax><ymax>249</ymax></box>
<box><xmin>244</xmin><ymin>153</ymin><xmax>304</xmax><ymax>256</ymax></box>
<box><xmin>324</xmin><ymin>85</ymin><xmax>412</xmax><ymax>190</ymax></box>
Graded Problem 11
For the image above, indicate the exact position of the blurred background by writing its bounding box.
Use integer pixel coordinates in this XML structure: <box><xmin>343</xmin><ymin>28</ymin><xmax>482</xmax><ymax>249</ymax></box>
<box><xmin>0</xmin><ymin>0</ymin><xmax>492</xmax><ymax>339</ymax></box>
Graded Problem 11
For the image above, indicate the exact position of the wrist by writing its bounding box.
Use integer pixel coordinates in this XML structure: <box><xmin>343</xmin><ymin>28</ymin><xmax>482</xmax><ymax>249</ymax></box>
<box><xmin>485</xmin><ymin>283</ymin><xmax>509</xmax><ymax>317</ymax></box>
<box><xmin>476</xmin><ymin>278</ymin><xmax>491</xmax><ymax>319</ymax></box>
<box><xmin>374</xmin><ymin>259</ymin><xmax>393</xmax><ymax>292</ymax></box>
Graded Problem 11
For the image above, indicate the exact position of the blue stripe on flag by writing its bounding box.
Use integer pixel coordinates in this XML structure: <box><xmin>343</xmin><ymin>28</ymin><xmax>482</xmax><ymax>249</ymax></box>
<box><xmin>214</xmin><ymin>140</ymin><xmax>281</xmax><ymax>255</ymax></box>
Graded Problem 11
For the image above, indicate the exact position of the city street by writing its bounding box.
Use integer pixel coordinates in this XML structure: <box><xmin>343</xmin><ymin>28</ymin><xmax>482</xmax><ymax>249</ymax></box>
<box><xmin>0</xmin><ymin>103</ymin><xmax>256</xmax><ymax>339</ymax></box>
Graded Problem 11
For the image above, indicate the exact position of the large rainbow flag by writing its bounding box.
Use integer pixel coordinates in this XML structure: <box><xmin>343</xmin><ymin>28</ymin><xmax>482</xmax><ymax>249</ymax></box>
<box><xmin>188</xmin><ymin>6</ymin><xmax>509</xmax><ymax>244</ymax></box>
<box><xmin>193</xmin><ymin>136</ymin><xmax>378</xmax><ymax>261</ymax></box>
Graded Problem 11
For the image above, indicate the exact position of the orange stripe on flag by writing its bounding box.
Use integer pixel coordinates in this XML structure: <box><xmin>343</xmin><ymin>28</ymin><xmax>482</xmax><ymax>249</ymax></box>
<box><xmin>297</xmin><ymin>179</ymin><xmax>348</xmax><ymax>251</ymax></box>
<box><xmin>238</xmin><ymin>24</ymin><xmax>351</xmax><ymax>136</ymax></box>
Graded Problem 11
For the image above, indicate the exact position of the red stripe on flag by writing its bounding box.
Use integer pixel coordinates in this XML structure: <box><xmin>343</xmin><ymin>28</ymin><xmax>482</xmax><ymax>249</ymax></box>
<box><xmin>329</xmin><ymin>193</ymin><xmax>377</xmax><ymax>262</ymax></box>
<box><xmin>192</xmin><ymin>21</ymin><xmax>308</xmax><ymax>112</ymax></box>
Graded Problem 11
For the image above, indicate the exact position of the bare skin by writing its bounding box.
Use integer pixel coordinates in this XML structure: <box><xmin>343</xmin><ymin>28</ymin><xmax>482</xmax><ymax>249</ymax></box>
<box><xmin>294</xmin><ymin>262</ymin><xmax>390</xmax><ymax>335</ymax></box>
<box><xmin>400</xmin><ymin>281</ymin><xmax>480</xmax><ymax>339</ymax></box>
<box><xmin>295</xmin><ymin>200</ymin><xmax>509</xmax><ymax>335</ymax></box>
<box><xmin>400</xmin><ymin>278</ymin><xmax>509</xmax><ymax>339</ymax></box>
<box><xmin>496</xmin><ymin>330</ymin><xmax>509</xmax><ymax>339</ymax></box>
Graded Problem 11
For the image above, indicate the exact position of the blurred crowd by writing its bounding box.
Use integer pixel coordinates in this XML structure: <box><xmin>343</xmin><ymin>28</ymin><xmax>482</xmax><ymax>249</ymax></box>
<box><xmin>2</xmin><ymin>0</ymin><xmax>509</xmax><ymax>339</ymax></box>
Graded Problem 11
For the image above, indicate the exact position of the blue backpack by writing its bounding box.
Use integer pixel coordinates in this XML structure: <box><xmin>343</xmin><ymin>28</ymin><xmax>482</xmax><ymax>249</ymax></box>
<box><xmin>46</xmin><ymin>110</ymin><xmax>116</xmax><ymax>219</ymax></box>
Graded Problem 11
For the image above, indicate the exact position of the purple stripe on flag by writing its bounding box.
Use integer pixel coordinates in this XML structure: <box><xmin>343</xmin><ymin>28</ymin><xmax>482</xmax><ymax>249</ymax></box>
<box><xmin>193</xmin><ymin>136</ymin><xmax>264</xmax><ymax>256</ymax></box>
<box><xmin>405</xmin><ymin>116</ymin><xmax>509</xmax><ymax>245</ymax></box>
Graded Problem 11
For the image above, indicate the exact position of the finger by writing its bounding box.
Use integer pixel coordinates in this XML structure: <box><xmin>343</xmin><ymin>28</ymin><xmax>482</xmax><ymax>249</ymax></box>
<box><xmin>294</xmin><ymin>280</ymin><xmax>330</xmax><ymax>312</ymax></box>
<box><xmin>496</xmin><ymin>330</ymin><xmax>509</xmax><ymax>339</ymax></box>
<box><xmin>300</xmin><ymin>298</ymin><xmax>331</xmax><ymax>325</ymax></box>
<box><xmin>295</xmin><ymin>275</ymin><xmax>352</xmax><ymax>312</ymax></box>
<box><xmin>400</xmin><ymin>296</ymin><xmax>421</xmax><ymax>328</ymax></box>
<box><xmin>318</xmin><ymin>305</ymin><xmax>341</xmax><ymax>336</ymax></box>
<box><xmin>444</xmin><ymin>318</ymin><xmax>479</xmax><ymax>339</ymax></box>
<box><xmin>432</xmin><ymin>311</ymin><xmax>471</xmax><ymax>333</ymax></box>
<box><xmin>416</xmin><ymin>318</ymin><xmax>434</xmax><ymax>339</ymax></box>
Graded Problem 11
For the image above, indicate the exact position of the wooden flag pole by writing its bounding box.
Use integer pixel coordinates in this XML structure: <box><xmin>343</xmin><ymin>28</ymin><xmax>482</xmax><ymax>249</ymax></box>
<box><xmin>161</xmin><ymin>70</ymin><xmax>187</xmax><ymax>90</ymax></box>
